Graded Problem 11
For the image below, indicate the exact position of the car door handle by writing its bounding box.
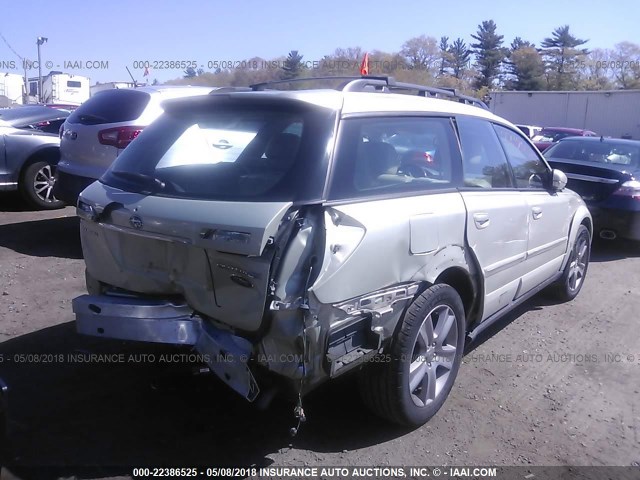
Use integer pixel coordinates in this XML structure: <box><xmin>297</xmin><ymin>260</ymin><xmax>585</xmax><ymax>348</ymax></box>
<box><xmin>473</xmin><ymin>213</ymin><xmax>490</xmax><ymax>229</ymax></box>
<box><xmin>532</xmin><ymin>207</ymin><xmax>543</xmax><ymax>220</ymax></box>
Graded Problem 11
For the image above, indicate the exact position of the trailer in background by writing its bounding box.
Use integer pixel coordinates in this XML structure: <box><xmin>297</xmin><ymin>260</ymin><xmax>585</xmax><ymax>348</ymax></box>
<box><xmin>489</xmin><ymin>90</ymin><xmax>640</xmax><ymax>140</ymax></box>
<box><xmin>0</xmin><ymin>73</ymin><xmax>26</xmax><ymax>106</ymax></box>
<box><xmin>28</xmin><ymin>72</ymin><xmax>90</xmax><ymax>106</ymax></box>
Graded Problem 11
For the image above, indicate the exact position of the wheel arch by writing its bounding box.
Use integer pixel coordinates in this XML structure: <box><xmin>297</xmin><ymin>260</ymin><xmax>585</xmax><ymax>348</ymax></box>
<box><xmin>19</xmin><ymin>146</ymin><xmax>61</xmax><ymax>180</ymax></box>
<box><xmin>433</xmin><ymin>267</ymin><xmax>477</xmax><ymax>328</ymax></box>
<box><xmin>561</xmin><ymin>205</ymin><xmax>592</xmax><ymax>270</ymax></box>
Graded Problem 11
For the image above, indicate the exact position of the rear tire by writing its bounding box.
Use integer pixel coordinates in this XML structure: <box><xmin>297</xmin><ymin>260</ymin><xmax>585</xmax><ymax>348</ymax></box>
<box><xmin>20</xmin><ymin>161</ymin><xmax>65</xmax><ymax>210</ymax></box>
<box><xmin>359</xmin><ymin>284</ymin><xmax>465</xmax><ymax>427</ymax></box>
<box><xmin>551</xmin><ymin>224</ymin><xmax>590</xmax><ymax>301</ymax></box>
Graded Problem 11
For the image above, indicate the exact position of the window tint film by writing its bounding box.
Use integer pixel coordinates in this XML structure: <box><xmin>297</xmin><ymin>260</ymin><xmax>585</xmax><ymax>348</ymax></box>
<box><xmin>494</xmin><ymin>124</ymin><xmax>548</xmax><ymax>188</ymax></box>
<box><xmin>457</xmin><ymin>116</ymin><xmax>513</xmax><ymax>189</ymax></box>
<box><xmin>329</xmin><ymin>116</ymin><xmax>459</xmax><ymax>200</ymax></box>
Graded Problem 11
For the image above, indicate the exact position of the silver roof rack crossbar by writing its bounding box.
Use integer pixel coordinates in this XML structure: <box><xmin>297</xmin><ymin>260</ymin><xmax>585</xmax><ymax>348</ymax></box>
<box><xmin>249</xmin><ymin>75</ymin><xmax>488</xmax><ymax>110</ymax></box>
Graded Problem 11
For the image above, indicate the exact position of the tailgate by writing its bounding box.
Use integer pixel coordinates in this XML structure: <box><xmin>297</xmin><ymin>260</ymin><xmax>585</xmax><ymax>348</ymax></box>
<box><xmin>79</xmin><ymin>182</ymin><xmax>292</xmax><ymax>332</ymax></box>
<box><xmin>60</xmin><ymin>122</ymin><xmax>119</xmax><ymax>178</ymax></box>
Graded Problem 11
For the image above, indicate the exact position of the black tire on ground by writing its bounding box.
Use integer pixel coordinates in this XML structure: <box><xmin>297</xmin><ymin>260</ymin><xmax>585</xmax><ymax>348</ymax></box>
<box><xmin>20</xmin><ymin>160</ymin><xmax>65</xmax><ymax>210</ymax></box>
<box><xmin>550</xmin><ymin>224</ymin><xmax>591</xmax><ymax>301</ymax></box>
<box><xmin>359</xmin><ymin>284</ymin><xmax>466</xmax><ymax>427</ymax></box>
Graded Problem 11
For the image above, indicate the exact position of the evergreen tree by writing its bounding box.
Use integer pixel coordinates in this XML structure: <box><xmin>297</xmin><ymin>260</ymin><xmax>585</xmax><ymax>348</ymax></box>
<box><xmin>439</xmin><ymin>36</ymin><xmax>450</xmax><ymax>75</ymax></box>
<box><xmin>449</xmin><ymin>38</ymin><xmax>471</xmax><ymax>79</ymax></box>
<box><xmin>281</xmin><ymin>50</ymin><xmax>304</xmax><ymax>80</ymax></box>
<box><xmin>541</xmin><ymin>25</ymin><xmax>589</xmax><ymax>90</ymax></box>
<box><xmin>470</xmin><ymin>20</ymin><xmax>506</xmax><ymax>89</ymax></box>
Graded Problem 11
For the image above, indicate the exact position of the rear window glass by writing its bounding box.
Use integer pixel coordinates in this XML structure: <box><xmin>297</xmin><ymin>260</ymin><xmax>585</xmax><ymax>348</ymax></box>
<box><xmin>67</xmin><ymin>89</ymin><xmax>150</xmax><ymax>125</ymax></box>
<box><xmin>545</xmin><ymin>140</ymin><xmax>640</xmax><ymax>167</ymax></box>
<box><xmin>67</xmin><ymin>81</ymin><xmax>82</xmax><ymax>88</ymax></box>
<box><xmin>101</xmin><ymin>101</ymin><xmax>336</xmax><ymax>203</ymax></box>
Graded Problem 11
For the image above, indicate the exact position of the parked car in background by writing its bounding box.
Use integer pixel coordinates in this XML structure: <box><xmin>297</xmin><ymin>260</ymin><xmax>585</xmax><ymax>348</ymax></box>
<box><xmin>54</xmin><ymin>85</ymin><xmax>217</xmax><ymax>204</ymax></box>
<box><xmin>544</xmin><ymin>137</ymin><xmax>640</xmax><ymax>241</ymax></box>
<box><xmin>516</xmin><ymin>124</ymin><xmax>542</xmax><ymax>139</ymax></box>
<box><xmin>533</xmin><ymin>127</ymin><xmax>597</xmax><ymax>152</ymax></box>
<box><xmin>72</xmin><ymin>76</ymin><xmax>592</xmax><ymax>428</ymax></box>
<box><xmin>0</xmin><ymin>105</ymin><xmax>70</xmax><ymax>135</ymax></box>
<box><xmin>0</xmin><ymin>107</ymin><xmax>69</xmax><ymax>209</ymax></box>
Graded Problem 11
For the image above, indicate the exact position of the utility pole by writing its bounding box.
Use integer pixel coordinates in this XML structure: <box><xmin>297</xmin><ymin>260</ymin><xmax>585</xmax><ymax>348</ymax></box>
<box><xmin>36</xmin><ymin>36</ymin><xmax>48</xmax><ymax>103</ymax></box>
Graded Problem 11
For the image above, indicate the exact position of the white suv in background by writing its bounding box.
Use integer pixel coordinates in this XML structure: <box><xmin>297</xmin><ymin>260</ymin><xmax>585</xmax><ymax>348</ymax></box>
<box><xmin>72</xmin><ymin>77</ymin><xmax>592</xmax><ymax>428</ymax></box>
<box><xmin>54</xmin><ymin>85</ymin><xmax>216</xmax><ymax>204</ymax></box>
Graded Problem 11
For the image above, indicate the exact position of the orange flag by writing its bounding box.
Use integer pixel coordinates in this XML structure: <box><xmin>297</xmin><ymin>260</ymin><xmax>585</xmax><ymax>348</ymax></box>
<box><xmin>360</xmin><ymin>53</ymin><xmax>369</xmax><ymax>75</ymax></box>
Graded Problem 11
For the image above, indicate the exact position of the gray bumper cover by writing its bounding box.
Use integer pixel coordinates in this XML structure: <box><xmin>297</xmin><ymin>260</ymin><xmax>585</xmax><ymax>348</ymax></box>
<box><xmin>73</xmin><ymin>294</ymin><xmax>259</xmax><ymax>401</ymax></box>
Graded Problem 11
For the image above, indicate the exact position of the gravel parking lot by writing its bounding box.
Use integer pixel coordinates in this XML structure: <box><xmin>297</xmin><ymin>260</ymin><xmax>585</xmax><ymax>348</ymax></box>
<box><xmin>1</xmin><ymin>194</ymin><xmax>639</xmax><ymax>476</ymax></box>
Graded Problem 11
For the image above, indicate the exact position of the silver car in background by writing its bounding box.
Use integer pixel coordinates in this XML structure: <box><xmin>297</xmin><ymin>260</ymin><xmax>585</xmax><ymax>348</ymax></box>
<box><xmin>0</xmin><ymin>106</ymin><xmax>71</xmax><ymax>209</ymax></box>
<box><xmin>54</xmin><ymin>85</ymin><xmax>216</xmax><ymax>204</ymax></box>
<box><xmin>72</xmin><ymin>77</ymin><xmax>592</xmax><ymax>428</ymax></box>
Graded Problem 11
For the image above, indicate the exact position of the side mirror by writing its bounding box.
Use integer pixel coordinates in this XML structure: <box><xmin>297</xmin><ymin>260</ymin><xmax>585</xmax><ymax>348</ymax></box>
<box><xmin>551</xmin><ymin>169</ymin><xmax>568</xmax><ymax>191</ymax></box>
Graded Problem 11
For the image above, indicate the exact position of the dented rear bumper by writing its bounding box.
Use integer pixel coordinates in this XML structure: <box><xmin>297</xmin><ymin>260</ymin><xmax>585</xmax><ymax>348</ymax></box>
<box><xmin>73</xmin><ymin>294</ymin><xmax>259</xmax><ymax>401</ymax></box>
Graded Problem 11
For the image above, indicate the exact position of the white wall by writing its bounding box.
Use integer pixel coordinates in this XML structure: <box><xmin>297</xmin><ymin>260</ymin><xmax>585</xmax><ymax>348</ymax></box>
<box><xmin>490</xmin><ymin>90</ymin><xmax>640</xmax><ymax>139</ymax></box>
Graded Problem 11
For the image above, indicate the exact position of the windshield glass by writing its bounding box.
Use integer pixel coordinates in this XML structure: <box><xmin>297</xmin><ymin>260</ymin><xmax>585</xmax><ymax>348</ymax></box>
<box><xmin>101</xmin><ymin>100</ymin><xmax>336</xmax><ymax>202</ymax></box>
<box><xmin>544</xmin><ymin>140</ymin><xmax>640</xmax><ymax>167</ymax></box>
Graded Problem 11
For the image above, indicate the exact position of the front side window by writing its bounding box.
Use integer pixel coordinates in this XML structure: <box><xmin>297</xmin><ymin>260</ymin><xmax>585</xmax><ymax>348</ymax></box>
<box><xmin>457</xmin><ymin>117</ymin><xmax>513</xmax><ymax>189</ymax></box>
<box><xmin>329</xmin><ymin>116</ymin><xmax>459</xmax><ymax>200</ymax></box>
<box><xmin>494</xmin><ymin>124</ymin><xmax>549</xmax><ymax>189</ymax></box>
<box><xmin>101</xmin><ymin>100</ymin><xmax>336</xmax><ymax>203</ymax></box>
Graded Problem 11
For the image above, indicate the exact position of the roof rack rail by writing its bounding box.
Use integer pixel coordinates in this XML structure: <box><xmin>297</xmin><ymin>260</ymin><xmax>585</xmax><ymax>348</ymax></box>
<box><xmin>249</xmin><ymin>75</ymin><xmax>488</xmax><ymax>110</ymax></box>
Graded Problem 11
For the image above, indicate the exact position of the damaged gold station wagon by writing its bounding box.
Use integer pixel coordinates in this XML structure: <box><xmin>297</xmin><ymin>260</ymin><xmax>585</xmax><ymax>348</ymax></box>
<box><xmin>73</xmin><ymin>76</ymin><xmax>592</xmax><ymax>428</ymax></box>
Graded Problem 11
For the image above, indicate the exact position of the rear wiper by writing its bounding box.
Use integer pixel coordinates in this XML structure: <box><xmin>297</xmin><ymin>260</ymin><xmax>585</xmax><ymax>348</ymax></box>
<box><xmin>110</xmin><ymin>171</ymin><xmax>166</xmax><ymax>190</ymax></box>
<box><xmin>78</xmin><ymin>113</ymin><xmax>108</xmax><ymax>125</ymax></box>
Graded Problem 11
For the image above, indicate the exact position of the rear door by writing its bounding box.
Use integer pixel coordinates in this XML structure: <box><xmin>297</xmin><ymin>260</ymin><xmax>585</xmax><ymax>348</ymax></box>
<box><xmin>59</xmin><ymin>89</ymin><xmax>151</xmax><ymax>179</ymax></box>
<box><xmin>493</xmin><ymin>124</ymin><xmax>570</xmax><ymax>293</ymax></box>
<box><xmin>456</xmin><ymin>116</ymin><xmax>529</xmax><ymax>321</ymax></box>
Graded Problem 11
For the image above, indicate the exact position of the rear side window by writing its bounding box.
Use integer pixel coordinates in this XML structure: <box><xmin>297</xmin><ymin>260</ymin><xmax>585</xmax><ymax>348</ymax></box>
<box><xmin>67</xmin><ymin>89</ymin><xmax>151</xmax><ymax>125</ymax></box>
<box><xmin>329</xmin><ymin>116</ymin><xmax>459</xmax><ymax>200</ymax></box>
<box><xmin>457</xmin><ymin>116</ymin><xmax>513</xmax><ymax>189</ymax></box>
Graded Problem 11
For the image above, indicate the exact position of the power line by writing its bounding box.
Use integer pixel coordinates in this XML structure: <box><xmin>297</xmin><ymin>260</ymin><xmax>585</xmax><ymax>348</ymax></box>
<box><xmin>0</xmin><ymin>30</ymin><xmax>24</xmax><ymax>61</ymax></box>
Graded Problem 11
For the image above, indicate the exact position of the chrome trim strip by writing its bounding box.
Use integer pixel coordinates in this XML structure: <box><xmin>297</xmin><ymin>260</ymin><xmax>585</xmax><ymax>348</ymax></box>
<box><xmin>0</xmin><ymin>182</ymin><xmax>18</xmax><ymax>186</ymax></box>
<box><xmin>484</xmin><ymin>252</ymin><xmax>527</xmax><ymax>275</ymax></box>
<box><xmin>565</xmin><ymin>173</ymin><xmax>619</xmax><ymax>184</ymax></box>
<box><xmin>527</xmin><ymin>237</ymin><xmax>568</xmax><ymax>258</ymax></box>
